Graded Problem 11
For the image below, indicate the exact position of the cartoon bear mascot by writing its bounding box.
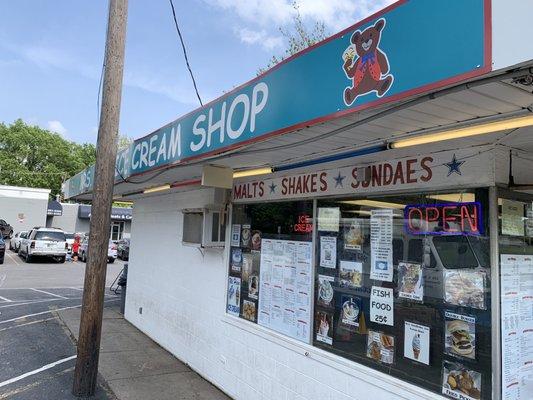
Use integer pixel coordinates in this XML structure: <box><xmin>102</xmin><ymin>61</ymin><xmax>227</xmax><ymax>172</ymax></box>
<box><xmin>343</xmin><ymin>18</ymin><xmax>394</xmax><ymax>106</ymax></box>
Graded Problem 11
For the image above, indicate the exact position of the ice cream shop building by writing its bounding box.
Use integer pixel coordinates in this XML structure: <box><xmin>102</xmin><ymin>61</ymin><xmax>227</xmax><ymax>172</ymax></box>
<box><xmin>64</xmin><ymin>1</ymin><xmax>533</xmax><ymax>399</ymax></box>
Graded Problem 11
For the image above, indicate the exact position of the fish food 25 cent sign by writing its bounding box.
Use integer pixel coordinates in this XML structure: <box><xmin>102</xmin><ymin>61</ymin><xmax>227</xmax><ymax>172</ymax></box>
<box><xmin>64</xmin><ymin>0</ymin><xmax>490</xmax><ymax>199</ymax></box>
<box><xmin>370</xmin><ymin>286</ymin><xmax>394</xmax><ymax>326</ymax></box>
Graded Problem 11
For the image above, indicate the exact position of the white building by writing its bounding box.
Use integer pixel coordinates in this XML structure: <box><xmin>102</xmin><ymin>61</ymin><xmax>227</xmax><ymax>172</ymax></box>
<box><xmin>64</xmin><ymin>1</ymin><xmax>533</xmax><ymax>399</ymax></box>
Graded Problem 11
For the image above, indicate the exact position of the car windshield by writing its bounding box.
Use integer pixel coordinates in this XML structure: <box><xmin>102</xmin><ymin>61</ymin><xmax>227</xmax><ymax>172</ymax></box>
<box><xmin>65</xmin><ymin>233</ymin><xmax>75</xmax><ymax>240</ymax></box>
<box><xmin>433</xmin><ymin>235</ymin><xmax>490</xmax><ymax>269</ymax></box>
<box><xmin>34</xmin><ymin>231</ymin><xmax>66</xmax><ymax>241</ymax></box>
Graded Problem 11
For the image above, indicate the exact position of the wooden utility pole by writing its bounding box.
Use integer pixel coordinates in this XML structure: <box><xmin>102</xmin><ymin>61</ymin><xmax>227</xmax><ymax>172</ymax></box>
<box><xmin>72</xmin><ymin>0</ymin><xmax>128</xmax><ymax>396</ymax></box>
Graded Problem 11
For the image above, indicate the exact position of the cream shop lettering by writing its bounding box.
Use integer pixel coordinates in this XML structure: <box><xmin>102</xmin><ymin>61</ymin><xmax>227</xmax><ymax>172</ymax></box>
<box><xmin>232</xmin><ymin>149</ymin><xmax>496</xmax><ymax>203</ymax></box>
<box><xmin>115</xmin><ymin>82</ymin><xmax>269</xmax><ymax>178</ymax></box>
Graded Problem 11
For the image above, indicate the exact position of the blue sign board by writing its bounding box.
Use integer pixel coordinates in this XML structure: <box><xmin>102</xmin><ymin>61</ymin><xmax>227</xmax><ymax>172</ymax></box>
<box><xmin>65</xmin><ymin>0</ymin><xmax>491</xmax><ymax>198</ymax></box>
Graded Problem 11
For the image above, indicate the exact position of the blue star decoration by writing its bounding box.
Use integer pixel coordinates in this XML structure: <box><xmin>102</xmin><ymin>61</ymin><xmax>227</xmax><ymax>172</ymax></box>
<box><xmin>269</xmin><ymin>182</ymin><xmax>277</xmax><ymax>194</ymax></box>
<box><xmin>333</xmin><ymin>172</ymin><xmax>346</xmax><ymax>188</ymax></box>
<box><xmin>445</xmin><ymin>154</ymin><xmax>465</xmax><ymax>177</ymax></box>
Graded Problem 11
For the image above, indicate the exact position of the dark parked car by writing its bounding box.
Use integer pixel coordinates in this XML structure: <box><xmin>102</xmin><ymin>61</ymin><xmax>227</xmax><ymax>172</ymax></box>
<box><xmin>0</xmin><ymin>236</ymin><xmax>5</xmax><ymax>264</ymax></box>
<box><xmin>117</xmin><ymin>238</ymin><xmax>130</xmax><ymax>260</ymax></box>
<box><xmin>0</xmin><ymin>219</ymin><xmax>13</xmax><ymax>239</ymax></box>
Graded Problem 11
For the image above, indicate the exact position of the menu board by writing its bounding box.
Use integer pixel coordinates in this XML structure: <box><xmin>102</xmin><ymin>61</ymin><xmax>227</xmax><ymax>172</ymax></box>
<box><xmin>370</xmin><ymin>209</ymin><xmax>394</xmax><ymax>282</ymax></box>
<box><xmin>501</xmin><ymin>254</ymin><xmax>533</xmax><ymax>400</ymax></box>
<box><xmin>258</xmin><ymin>239</ymin><xmax>313</xmax><ymax>343</ymax></box>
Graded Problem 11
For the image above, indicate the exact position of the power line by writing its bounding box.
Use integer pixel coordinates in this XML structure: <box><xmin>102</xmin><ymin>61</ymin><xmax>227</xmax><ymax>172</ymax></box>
<box><xmin>168</xmin><ymin>0</ymin><xmax>203</xmax><ymax>106</ymax></box>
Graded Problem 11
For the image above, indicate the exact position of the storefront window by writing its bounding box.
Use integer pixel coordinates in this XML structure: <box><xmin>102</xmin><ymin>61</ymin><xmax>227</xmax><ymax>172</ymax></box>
<box><xmin>228</xmin><ymin>201</ymin><xmax>313</xmax><ymax>341</ymax></box>
<box><xmin>227</xmin><ymin>191</ymin><xmax>493</xmax><ymax>399</ymax></box>
<box><xmin>498</xmin><ymin>193</ymin><xmax>533</xmax><ymax>400</ymax></box>
<box><xmin>314</xmin><ymin>190</ymin><xmax>491</xmax><ymax>399</ymax></box>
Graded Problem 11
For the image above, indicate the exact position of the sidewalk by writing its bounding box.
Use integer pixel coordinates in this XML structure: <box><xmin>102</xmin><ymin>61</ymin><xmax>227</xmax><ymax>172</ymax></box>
<box><xmin>58</xmin><ymin>303</ymin><xmax>230</xmax><ymax>400</ymax></box>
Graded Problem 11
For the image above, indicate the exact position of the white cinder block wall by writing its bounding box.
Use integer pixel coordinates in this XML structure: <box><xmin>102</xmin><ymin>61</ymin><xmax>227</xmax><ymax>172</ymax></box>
<box><xmin>125</xmin><ymin>188</ymin><xmax>446</xmax><ymax>400</ymax></box>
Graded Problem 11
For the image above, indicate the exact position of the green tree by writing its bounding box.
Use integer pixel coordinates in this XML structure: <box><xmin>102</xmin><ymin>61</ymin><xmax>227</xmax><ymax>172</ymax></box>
<box><xmin>117</xmin><ymin>134</ymin><xmax>133</xmax><ymax>150</ymax></box>
<box><xmin>258</xmin><ymin>2</ymin><xmax>330</xmax><ymax>74</ymax></box>
<box><xmin>0</xmin><ymin>119</ymin><xmax>97</xmax><ymax>196</ymax></box>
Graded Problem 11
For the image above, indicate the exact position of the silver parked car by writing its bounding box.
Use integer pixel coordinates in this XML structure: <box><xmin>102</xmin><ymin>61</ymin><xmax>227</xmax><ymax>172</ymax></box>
<box><xmin>79</xmin><ymin>237</ymin><xmax>117</xmax><ymax>263</ymax></box>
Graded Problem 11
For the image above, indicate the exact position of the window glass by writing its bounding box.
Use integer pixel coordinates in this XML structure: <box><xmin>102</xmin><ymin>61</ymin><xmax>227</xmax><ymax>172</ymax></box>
<box><xmin>34</xmin><ymin>231</ymin><xmax>66</xmax><ymax>241</ymax></box>
<box><xmin>228</xmin><ymin>201</ymin><xmax>313</xmax><ymax>341</ymax></box>
<box><xmin>211</xmin><ymin>212</ymin><xmax>220</xmax><ymax>242</ymax></box>
<box><xmin>183</xmin><ymin>212</ymin><xmax>203</xmax><ymax>244</ymax></box>
<box><xmin>498</xmin><ymin>196</ymin><xmax>533</xmax><ymax>400</ymax></box>
<box><xmin>314</xmin><ymin>190</ymin><xmax>491</xmax><ymax>399</ymax></box>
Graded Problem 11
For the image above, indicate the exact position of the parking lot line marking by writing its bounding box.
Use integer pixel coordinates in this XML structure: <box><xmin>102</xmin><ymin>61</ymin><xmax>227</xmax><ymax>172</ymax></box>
<box><xmin>0</xmin><ymin>298</ymin><xmax>119</xmax><ymax>325</ymax></box>
<box><xmin>5</xmin><ymin>252</ymin><xmax>21</xmax><ymax>266</ymax></box>
<box><xmin>0</xmin><ymin>317</ymin><xmax>56</xmax><ymax>332</ymax></box>
<box><xmin>0</xmin><ymin>298</ymin><xmax>72</xmax><ymax>309</ymax></box>
<box><xmin>0</xmin><ymin>355</ymin><xmax>77</xmax><ymax>388</ymax></box>
<box><xmin>0</xmin><ymin>296</ymin><xmax>12</xmax><ymax>303</ymax></box>
<box><xmin>30</xmin><ymin>288</ymin><xmax>68</xmax><ymax>299</ymax></box>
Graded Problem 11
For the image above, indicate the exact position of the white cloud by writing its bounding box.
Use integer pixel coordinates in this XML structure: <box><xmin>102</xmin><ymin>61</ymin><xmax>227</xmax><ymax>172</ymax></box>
<box><xmin>47</xmin><ymin>120</ymin><xmax>68</xmax><ymax>136</ymax></box>
<box><xmin>236</xmin><ymin>28</ymin><xmax>283</xmax><ymax>50</ymax></box>
<box><xmin>206</xmin><ymin>0</ymin><xmax>396</xmax><ymax>45</ymax></box>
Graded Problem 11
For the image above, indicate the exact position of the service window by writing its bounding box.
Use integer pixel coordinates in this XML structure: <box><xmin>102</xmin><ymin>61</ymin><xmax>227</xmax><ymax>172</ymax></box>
<box><xmin>227</xmin><ymin>201</ymin><xmax>313</xmax><ymax>342</ymax></box>
<box><xmin>314</xmin><ymin>190</ymin><xmax>491</xmax><ymax>400</ymax></box>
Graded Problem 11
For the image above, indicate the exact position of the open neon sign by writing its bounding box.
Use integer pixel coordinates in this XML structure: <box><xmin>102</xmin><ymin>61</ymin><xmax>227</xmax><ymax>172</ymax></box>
<box><xmin>404</xmin><ymin>202</ymin><xmax>483</xmax><ymax>236</ymax></box>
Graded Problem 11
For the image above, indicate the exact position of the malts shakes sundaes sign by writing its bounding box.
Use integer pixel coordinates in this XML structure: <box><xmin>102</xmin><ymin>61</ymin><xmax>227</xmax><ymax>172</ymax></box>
<box><xmin>232</xmin><ymin>149</ymin><xmax>495</xmax><ymax>203</ymax></box>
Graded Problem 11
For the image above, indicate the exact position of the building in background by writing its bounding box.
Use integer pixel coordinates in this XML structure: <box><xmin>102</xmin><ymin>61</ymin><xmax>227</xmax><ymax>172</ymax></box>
<box><xmin>0</xmin><ymin>184</ymin><xmax>131</xmax><ymax>239</ymax></box>
<box><xmin>46</xmin><ymin>203</ymin><xmax>132</xmax><ymax>239</ymax></box>
<box><xmin>0</xmin><ymin>185</ymin><xmax>50</xmax><ymax>233</ymax></box>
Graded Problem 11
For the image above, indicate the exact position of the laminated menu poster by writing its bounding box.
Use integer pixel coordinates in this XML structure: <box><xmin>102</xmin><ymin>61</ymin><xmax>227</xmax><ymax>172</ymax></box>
<box><xmin>258</xmin><ymin>238</ymin><xmax>313</xmax><ymax>343</ymax></box>
<box><xmin>317</xmin><ymin>275</ymin><xmax>335</xmax><ymax>307</ymax></box>
<box><xmin>230</xmin><ymin>247</ymin><xmax>243</xmax><ymax>273</ymax></box>
<box><xmin>340</xmin><ymin>295</ymin><xmax>361</xmax><ymax>329</ymax></box>
<box><xmin>501</xmin><ymin>254</ymin><xmax>533</xmax><ymax>400</ymax></box>
<box><xmin>344</xmin><ymin>218</ymin><xmax>364</xmax><ymax>250</ymax></box>
<box><xmin>315</xmin><ymin>310</ymin><xmax>334</xmax><ymax>345</ymax></box>
<box><xmin>366</xmin><ymin>330</ymin><xmax>394</xmax><ymax>364</ymax></box>
<box><xmin>370</xmin><ymin>209</ymin><xmax>394</xmax><ymax>282</ymax></box>
<box><xmin>444</xmin><ymin>311</ymin><xmax>476</xmax><ymax>360</ymax></box>
<box><xmin>442</xmin><ymin>361</ymin><xmax>481</xmax><ymax>400</ymax></box>
<box><xmin>227</xmin><ymin>276</ymin><xmax>241</xmax><ymax>316</ymax></box>
<box><xmin>501</xmin><ymin>200</ymin><xmax>525</xmax><ymax>237</ymax></box>
<box><xmin>241</xmin><ymin>224</ymin><xmax>251</xmax><ymax>248</ymax></box>
<box><xmin>404</xmin><ymin>321</ymin><xmax>430</xmax><ymax>365</ymax></box>
<box><xmin>444</xmin><ymin>269</ymin><xmax>485</xmax><ymax>309</ymax></box>
<box><xmin>230</xmin><ymin>224</ymin><xmax>241</xmax><ymax>247</ymax></box>
<box><xmin>398</xmin><ymin>262</ymin><xmax>423</xmax><ymax>301</ymax></box>
<box><xmin>318</xmin><ymin>207</ymin><xmax>340</xmax><ymax>232</ymax></box>
<box><xmin>319</xmin><ymin>236</ymin><xmax>337</xmax><ymax>269</ymax></box>
<box><xmin>339</xmin><ymin>260</ymin><xmax>363</xmax><ymax>289</ymax></box>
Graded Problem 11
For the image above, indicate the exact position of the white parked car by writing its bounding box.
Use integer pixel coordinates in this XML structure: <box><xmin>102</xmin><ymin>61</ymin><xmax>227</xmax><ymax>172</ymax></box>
<box><xmin>19</xmin><ymin>227</ymin><xmax>68</xmax><ymax>263</ymax></box>
<box><xmin>9</xmin><ymin>231</ymin><xmax>28</xmax><ymax>252</ymax></box>
<box><xmin>79</xmin><ymin>237</ymin><xmax>117</xmax><ymax>263</ymax></box>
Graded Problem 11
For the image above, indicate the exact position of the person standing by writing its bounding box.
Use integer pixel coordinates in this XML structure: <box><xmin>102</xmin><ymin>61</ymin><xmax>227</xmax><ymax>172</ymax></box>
<box><xmin>72</xmin><ymin>236</ymin><xmax>81</xmax><ymax>262</ymax></box>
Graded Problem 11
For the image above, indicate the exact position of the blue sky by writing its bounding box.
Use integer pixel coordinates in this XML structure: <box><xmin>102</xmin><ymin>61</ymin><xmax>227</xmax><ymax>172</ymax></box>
<box><xmin>0</xmin><ymin>0</ymin><xmax>393</xmax><ymax>144</ymax></box>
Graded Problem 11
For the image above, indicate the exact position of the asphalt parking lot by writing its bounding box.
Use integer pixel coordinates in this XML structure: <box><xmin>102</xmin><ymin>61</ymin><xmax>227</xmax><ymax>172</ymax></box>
<box><xmin>0</xmin><ymin>244</ymin><xmax>124</xmax><ymax>399</ymax></box>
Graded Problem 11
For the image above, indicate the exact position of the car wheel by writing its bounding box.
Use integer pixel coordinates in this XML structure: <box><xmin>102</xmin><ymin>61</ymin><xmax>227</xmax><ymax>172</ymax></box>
<box><xmin>82</xmin><ymin>252</ymin><xmax>86</xmax><ymax>262</ymax></box>
<box><xmin>25</xmin><ymin>253</ymin><xmax>31</xmax><ymax>263</ymax></box>
<box><xmin>0</xmin><ymin>257</ymin><xmax>4</xmax><ymax>264</ymax></box>
<box><xmin>108</xmin><ymin>258</ymin><xmax>115</xmax><ymax>264</ymax></box>
<box><xmin>59</xmin><ymin>256</ymin><xmax>65</xmax><ymax>263</ymax></box>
